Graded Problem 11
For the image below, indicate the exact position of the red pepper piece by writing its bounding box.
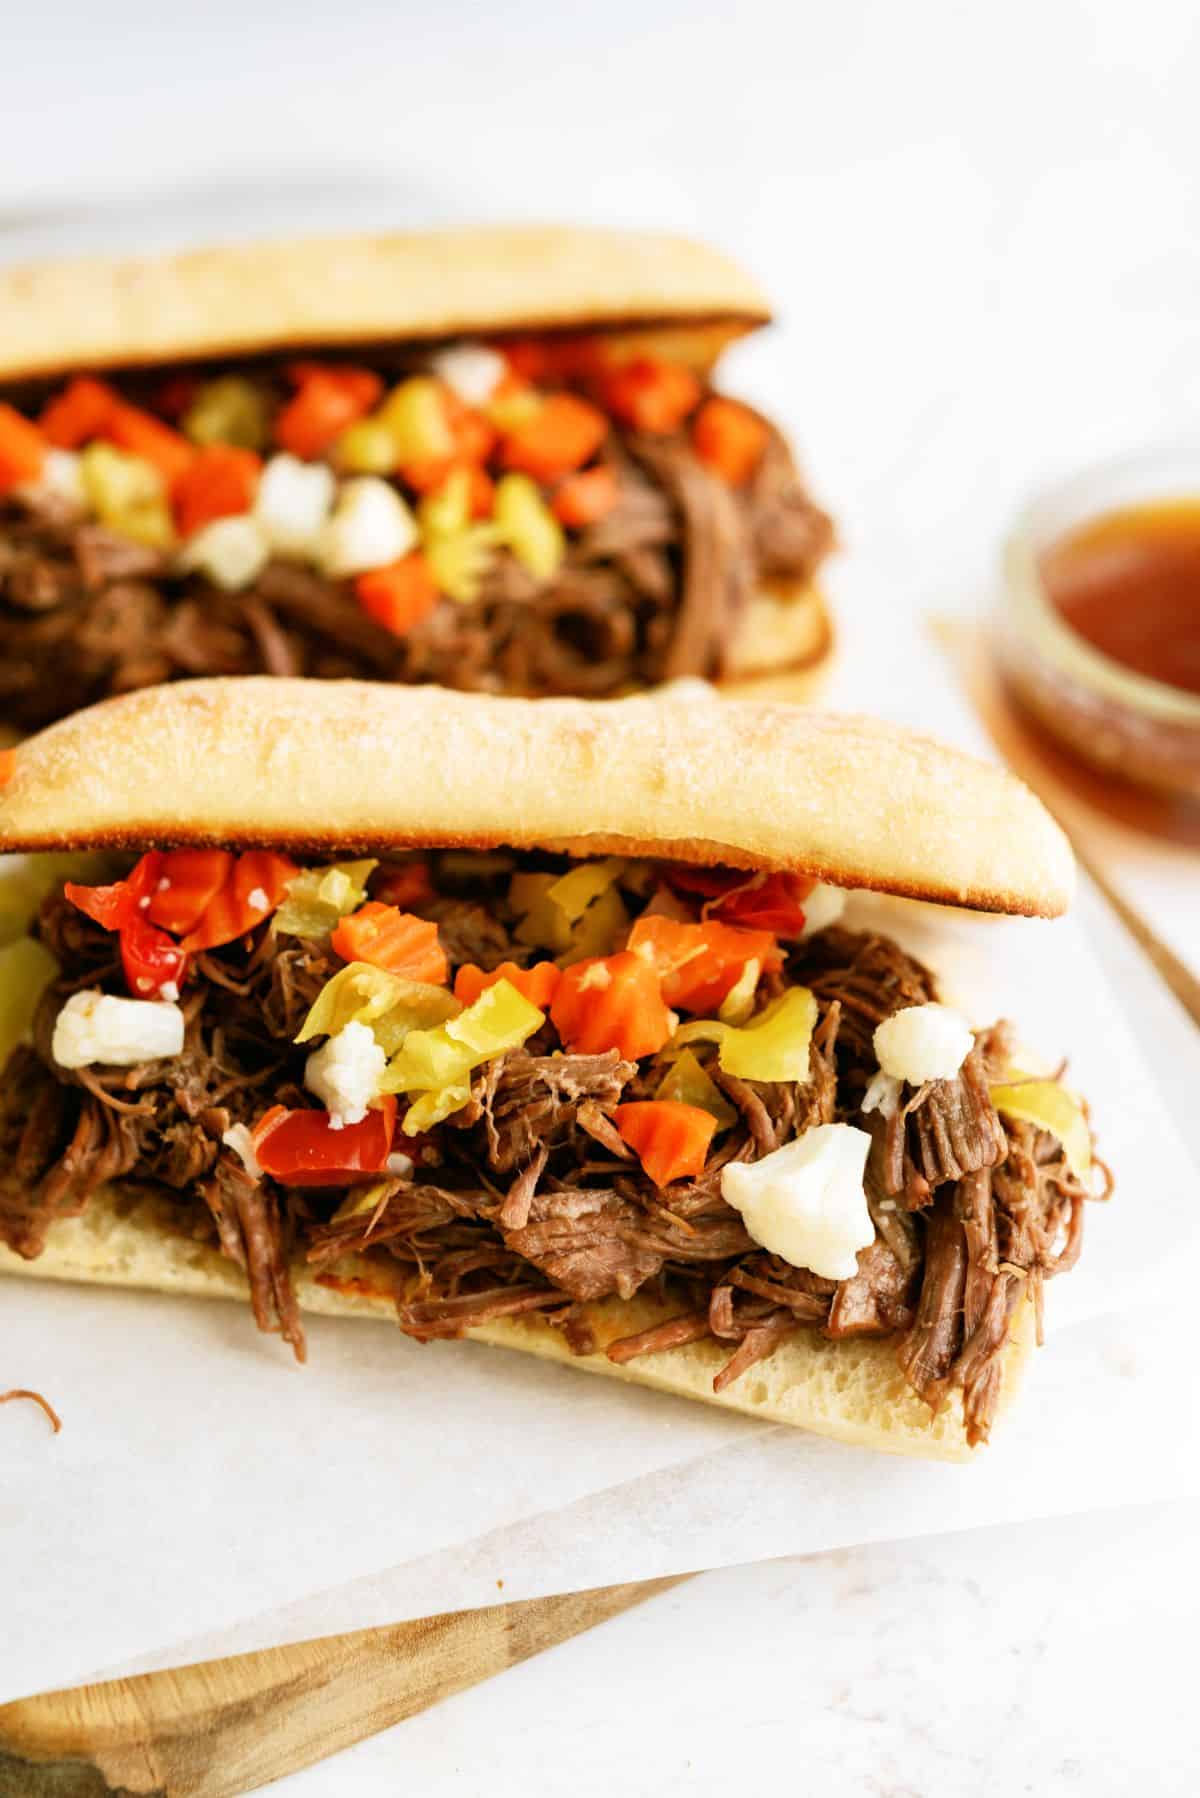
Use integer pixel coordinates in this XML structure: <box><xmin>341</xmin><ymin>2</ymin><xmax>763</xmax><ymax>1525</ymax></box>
<box><xmin>120</xmin><ymin>914</ymin><xmax>189</xmax><ymax>999</ymax></box>
<box><xmin>252</xmin><ymin>1096</ymin><xmax>398</xmax><ymax>1187</ymax></box>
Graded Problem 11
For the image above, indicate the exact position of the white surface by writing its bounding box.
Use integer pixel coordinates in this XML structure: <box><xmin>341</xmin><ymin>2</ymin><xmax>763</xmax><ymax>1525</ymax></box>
<box><xmin>277</xmin><ymin>1499</ymin><xmax>1199</xmax><ymax>1798</ymax></box>
<box><xmin>2</xmin><ymin>0</ymin><xmax>1199</xmax><ymax>1786</ymax></box>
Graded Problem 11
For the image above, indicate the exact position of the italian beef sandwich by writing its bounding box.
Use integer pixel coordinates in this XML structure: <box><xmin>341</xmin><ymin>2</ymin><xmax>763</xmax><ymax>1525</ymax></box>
<box><xmin>0</xmin><ymin>681</ymin><xmax>1106</xmax><ymax>1461</ymax></box>
<box><xmin>0</xmin><ymin>227</ymin><xmax>833</xmax><ymax>729</ymax></box>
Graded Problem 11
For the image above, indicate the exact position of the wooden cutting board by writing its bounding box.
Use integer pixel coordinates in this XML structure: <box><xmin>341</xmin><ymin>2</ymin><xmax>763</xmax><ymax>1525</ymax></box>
<box><xmin>0</xmin><ymin>1574</ymin><xmax>687</xmax><ymax>1797</ymax></box>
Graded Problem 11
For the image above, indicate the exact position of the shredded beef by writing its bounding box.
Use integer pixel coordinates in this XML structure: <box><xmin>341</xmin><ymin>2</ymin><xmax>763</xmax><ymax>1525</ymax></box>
<box><xmin>794</xmin><ymin>929</ymin><xmax>938</xmax><ymax>1082</ymax></box>
<box><xmin>396</xmin><ymin>1284</ymin><xmax>567</xmax><ymax>1340</ymax></box>
<box><xmin>262</xmin><ymin>937</ymin><xmax>341</xmax><ymax>1039</ymax></box>
<box><xmin>0</xmin><ymin>1047</ymin><xmax>139</xmax><ymax>1257</ymax></box>
<box><xmin>202</xmin><ymin>1153</ymin><xmax>305</xmax><ymax>1360</ymax></box>
<box><xmin>424</xmin><ymin>898</ymin><xmax>516</xmax><ymax>972</ymax></box>
<box><xmin>713</xmin><ymin>1004</ymin><xmax>840</xmax><ymax>1155</ymax></box>
<box><xmin>895</xmin><ymin>1192</ymin><xmax>968</xmax><ymax>1410</ymax></box>
<box><xmin>496</xmin><ymin>1144</ymin><xmax>549</xmax><ymax>1231</ymax></box>
<box><xmin>749</xmin><ymin>429</ymin><xmax>837</xmax><ymax>580</ymax></box>
<box><xmin>479</xmin><ymin>1049</ymin><xmax>635</xmax><ymax>1174</ymax></box>
<box><xmin>606</xmin><ymin>1311</ymin><xmax>712</xmax><ymax>1365</ymax></box>
<box><xmin>628</xmin><ymin>436</ymin><xmax>753</xmax><ymax>680</ymax></box>
<box><xmin>891</xmin><ymin>1116</ymin><xmax>1097</xmax><ymax>1446</ymax></box>
<box><xmin>0</xmin><ymin>857</ymin><xmax>1099</xmax><ymax>1442</ymax></box>
<box><xmin>827</xmin><ymin>1239</ymin><xmax>919</xmax><ymax>1338</ymax></box>
<box><xmin>503</xmin><ymin>1187</ymin><xmax>665</xmax><ymax>1302</ymax></box>
<box><xmin>306</xmin><ymin>1181</ymin><xmax>478</xmax><ymax>1264</ymax></box>
<box><xmin>0</xmin><ymin>363</ymin><xmax>831</xmax><ymax>725</ymax></box>
<box><xmin>880</xmin><ymin>1040</ymin><xmax>1008</xmax><ymax>1206</ymax></box>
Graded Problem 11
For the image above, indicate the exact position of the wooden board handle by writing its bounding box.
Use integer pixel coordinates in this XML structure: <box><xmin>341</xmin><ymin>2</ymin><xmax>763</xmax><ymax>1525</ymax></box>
<box><xmin>0</xmin><ymin>1575</ymin><xmax>686</xmax><ymax>1797</ymax></box>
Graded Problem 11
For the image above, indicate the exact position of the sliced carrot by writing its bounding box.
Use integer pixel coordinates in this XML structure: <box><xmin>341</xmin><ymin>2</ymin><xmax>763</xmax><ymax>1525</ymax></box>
<box><xmin>355</xmin><ymin>554</ymin><xmax>440</xmax><ymax>636</ymax></box>
<box><xmin>489</xmin><ymin>369</ymin><xmax>537</xmax><ymax>411</ymax></box>
<box><xmin>627</xmin><ymin>915</ymin><xmax>779</xmax><ymax>1013</ymax></box>
<box><xmin>691</xmin><ymin>397</ymin><xmax>769</xmax><ymax>486</ymax></box>
<box><xmin>106</xmin><ymin>403</ymin><xmax>194</xmax><ymax>486</ymax></box>
<box><xmin>454</xmin><ymin>959</ymin><xmax>561</xmax><ymax>1010</ymax></box>
<box><xmin>550</xmin><ymin>950</ymin><xmax>674</xmax><ymax>1061</ymax></box>
<box><xmin>440</xmin><ymin>388</ymin><xmax>498</xmax><ymax>465</ymax></box>
<box><xmin>599</xmin><ymin>357</ymin><xmax>701</xmax><ymax>434</ymax></box>
<box><xmin>275</xmin><ymin>367</ymin><xmax>381</xmax><ymax>461</ymax></box>
<box><xmin>286</xmin><ymin>363</ymin><xmax>383</xmax><ymax>412</ymax></box>
<box><xmin>371</xmin><ymin>861</ymin><xmax>435</xmax><ymax>909</ymax></box>
<box><xmin>39</xmin><ymin>376</ymin><xmax>119</xmax><ymax>447</ymax></box>
<box><xmin>331</xmin><ymin>903</ymin><xmax>448</xmax><ymax>984</ymax></box>
<box><xmin>501</xmin><ymin>336</ymin><xmax>606</xmax><ymax>382</ymax></box>
<box><xmin>552</xmin><ymin>464</ymin><xmax>619</xmax><ymax>528</ymax></box>
<box><xmin>500</xmin><ymin>339</ymin><xmax>552</xmax><ymax>383</ymax></box>
<box><xmin>614</xmin><ymin>1101</ymin><xmax>717</xmax><ymax>1188</ymax></box>
<box><xmin>0</xmin><ymin>748</ymin><xmax>16</xmax><ymax>788</ymax></box>
<box><xmin>464</xmin><ymin>464</ymin><xmax>496</xmax><ymax>517</ymax></box>
<box><xmin>500</xmin><ymin>393</ymin><xmax>608</xmax><ymax>483</ymax></box>
<box><xmin>0</xmin><ymin>404</ymin><xmax>46</xmax><ymax>492</ymax></box>
<box><xmin>179</xmin><ymin>851</ymin><xmax>298</xmax><ymax>952</ymax></box>
<box><xmin>172</xmin><ymin>444</ymin><xmax>262</xmax><ymax>536</ymax></box>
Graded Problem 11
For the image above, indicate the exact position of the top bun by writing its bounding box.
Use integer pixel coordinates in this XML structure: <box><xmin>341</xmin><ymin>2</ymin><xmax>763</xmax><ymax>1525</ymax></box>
<box><xmin>0</xmin><ymin>227</ymin><xmax>770</xmax><ymax>382</ymax></box>
<box><xmin>0</xmin><ymin>678</ymin><xmax>1075</xmax><ymax>918</ymax></box>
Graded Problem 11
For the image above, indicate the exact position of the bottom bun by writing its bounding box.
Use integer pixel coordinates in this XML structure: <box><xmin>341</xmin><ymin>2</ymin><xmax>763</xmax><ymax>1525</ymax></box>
<box><xmin>0</xmin><ymin>1183</ymin><xmax>1030</xmax><ymax>1462</ymax></box>
<box><xmin>718</xmin><ymin>577</ymin><xmax>834</xmax><ymax>700</ymax></box>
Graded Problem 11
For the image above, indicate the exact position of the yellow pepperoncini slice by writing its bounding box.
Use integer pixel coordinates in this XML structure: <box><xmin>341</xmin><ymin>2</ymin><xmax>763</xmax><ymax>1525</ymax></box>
<box><xmin>297</xmin><ymin>962</ymin><xmax>461</xmax><ymax>1057</ymax></box>
<box><xmin>335</xmin><ymin>418</ymin><xmax>400</xmax><ymax>476</ymax></box>
<box><xmin>555</xmin><ymin>884</ymin><xmax>630</xmax><ymax>969</ymax></box>
<box><xmin>273</xmin><ymin>860</ymin><xmax>378</xmax><ymax>939</ymax></box>
<box><xmin>80</xmin><ymin>443</ymin><xmax>176</xmax><ymax>548</ymax></box>
<box><xmin>511</xmin><ymin>872</ymin><xmax>574</xmax><ymax>954</ymax></box>
<box><xmin>378</xmin><ymin>378</ymin><xmax>455</xmax><ymax>464</ymax></box>
<box><xmin>381</xmin><ymin>979</ymin><xmax>544</xmax><ymax>1133</ymax></box>
<box><xmin>546</xmin><ymin>859</ymin><xmax>626</xmax><ymax>924</ymax></box>
<box><xmin>424</xmin><ymin>526</ymin><xmax>499</xmax><ymax>604</ymax></box>
<box><xmin>718</xmin><ymin>958</ymin><xmax>764</xmax><ymax>1026</ymax></box>
<box><xmin>182</xmin><ymin>376</ymin><xmax>270</xmax><ymax>451</ymax></box>
<box><xmin>418</xmin><ymin>468</ymin><xmax>473</xmax><ymax>539</ymax></box>
<box><xmin>494</xmin><ymin>473</ymin><xmax>565</xmax><ymax>580</ymax></box>
<box><xmin>655</xmin><ymin>1047</ymin><xmax>738</xmax><ymax>1130</ymax></box>
<box><xmin>990</xmin><ymin>1077</ymin><xmax>1092</xmax><ymax>1179</ymax></box>
<box><xmin>672</xmin><ymin>987</ymin><xmax>818</xmax><ymax>1083</ymax></box>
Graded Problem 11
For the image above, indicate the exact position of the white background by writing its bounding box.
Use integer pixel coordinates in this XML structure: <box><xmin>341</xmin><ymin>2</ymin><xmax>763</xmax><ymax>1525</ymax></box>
<box><xmin>3</xmin><ymin>2</ymin><xmax>1200</xmax><ymax>1791</ymax></box>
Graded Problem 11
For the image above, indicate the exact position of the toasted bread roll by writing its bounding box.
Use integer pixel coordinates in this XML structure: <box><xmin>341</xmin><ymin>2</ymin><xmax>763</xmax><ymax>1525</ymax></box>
<box><xmin>0</xmin><ymin>678</ymin><xmax>1075</xmax><ymax>917</ymax></box>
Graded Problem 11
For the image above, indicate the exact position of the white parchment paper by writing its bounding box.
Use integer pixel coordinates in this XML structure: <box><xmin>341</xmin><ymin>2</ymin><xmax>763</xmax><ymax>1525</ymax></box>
<box><xmin>100</xmin><ymin>1289</ymin><xmax>1200</xmax><ymax>1680</ymax></box>
<box><xmin>2</xmin><ymin>860</ymin><xmax>1195</xmax><ymax>1703</ymax></box>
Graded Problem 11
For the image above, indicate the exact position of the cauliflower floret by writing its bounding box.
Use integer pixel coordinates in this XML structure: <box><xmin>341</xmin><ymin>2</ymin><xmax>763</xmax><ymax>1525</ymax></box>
<box><xmin>721</xmin><ymin>1123</ymin><xmax>873</xmax><ymax>1282</ymax></box>
<box><xmin>178</xmin><ymin>515</ymin><xmax>270</xmax><ymax>591</ymax></box>
<box><xmin>798</xmin><ymin>882</ymin><xmax>847</xmax><ymax>938</ymax></box>
<box><xmin>304</xmin><ymin>1021</ymin><xmax>387</xmax><ymax>1129</ymax></box>
<box><xmin>17</xmin><ymin>447</ymin><xmax>87</xmax><ymax>510</ymax></box>
<box><xmin>254</xmin><ymin>453</ymin><xmax>336</xmax><ymax>557</ymax></box>
<box><xmin>861</xmin><ymin>1070</ymin><xmax>903</xmax><ymax>1120</ymax></box>
<box><xmin>428</xmin><ymin>343</ymin><xmax>506</xmax><ymax>408</ymax></box>
<box><xmin>316</xmin><ymin>477</ymin><xmax>417</xmax><ymax>579</ymax></box>
<box><xmin>873</xmin><ymin>1003</ymin><xmax>974</xmax><ymax>1086</ymax></box>
<box><xmin>52</xmin><ymin>990</ymin><xmax>185</xmax><ymax>1070</ymax></box>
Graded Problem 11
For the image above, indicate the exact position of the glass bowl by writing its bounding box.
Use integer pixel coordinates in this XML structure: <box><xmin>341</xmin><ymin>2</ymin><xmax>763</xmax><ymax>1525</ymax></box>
<box><xmin>998</xmin><ymin>445</ymin><xmax>1200</xmax><ymax>800</ymax></box>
